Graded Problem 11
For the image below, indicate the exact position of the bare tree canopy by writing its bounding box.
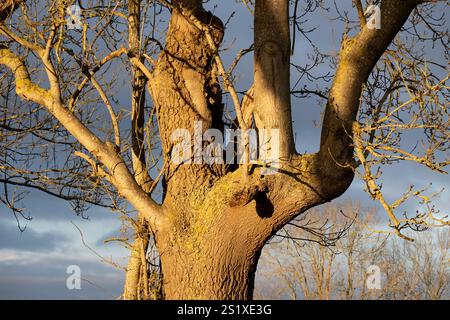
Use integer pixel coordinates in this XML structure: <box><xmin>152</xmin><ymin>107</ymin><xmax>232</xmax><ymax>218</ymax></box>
<box><xmin>0</xmin><ymin>0</ymin><xmax>448</xmax><ymax>299</ymax></box>
<box><xmin>258</xmin><ymin>201</ymin><xmax>449</xmax><ymax>300</ymax></box>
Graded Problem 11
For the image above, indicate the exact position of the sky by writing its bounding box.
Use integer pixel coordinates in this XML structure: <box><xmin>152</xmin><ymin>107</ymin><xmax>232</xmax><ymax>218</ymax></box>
<box><xmin>0</xmin><ymin>0</ymin><xmax>448</xmax><ymax>299</ymax></box>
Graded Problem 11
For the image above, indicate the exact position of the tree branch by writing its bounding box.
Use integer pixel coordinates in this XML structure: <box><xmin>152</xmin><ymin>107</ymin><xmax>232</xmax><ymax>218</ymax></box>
<box><xmin>0</xmin><ymin>47</ymin><xmax>166</xmax><ymax>230</ymax></box>
<box><xmin>354</xmin><ymin>0</ymin><xmax>366</xmax><ymax>29</ymax></box>
<box><xmin>254</xmin><ymin>0</ymin><xmax>295</xmax><ymax>158</ymax></box>
<box><xmin>318</xmin><ymin>0</ymin><xmax>421</xmax><ymax>182</ymax></box>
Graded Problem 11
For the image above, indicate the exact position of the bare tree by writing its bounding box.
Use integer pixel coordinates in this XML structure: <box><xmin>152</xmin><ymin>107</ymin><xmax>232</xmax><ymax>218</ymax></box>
<box><xmin>0</xmin><ymin>0</ymin><xmax>448</xmax><ymax>299</ymax></box>
<box><xmin>378</xmin><ymin>228</ymin><xmax>449</xmax><ymax>299</ymax></box>
<box><xmin>257</xmin><ymin>201</ymin><xmax>449</xmax><ymax>300</ymax></box>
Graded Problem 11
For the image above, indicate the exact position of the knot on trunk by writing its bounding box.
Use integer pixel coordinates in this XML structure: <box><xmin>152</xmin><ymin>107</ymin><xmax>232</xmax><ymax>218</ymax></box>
<box><xmin>228</xmin><ymin>182</ymin><xmax>269</xmax><ymax>208</ymax></box>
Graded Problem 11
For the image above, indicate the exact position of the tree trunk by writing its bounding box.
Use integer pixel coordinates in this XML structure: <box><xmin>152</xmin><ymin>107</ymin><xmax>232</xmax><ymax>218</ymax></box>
<box><xmin>158</xmin><ymin>231</ymin><xmax>261</xmax><ymax>300</ymax></box>
<box><xmin>155</xmin><ymin>200</ymin><xmax>276</xmax><ymax>300</ymax></box>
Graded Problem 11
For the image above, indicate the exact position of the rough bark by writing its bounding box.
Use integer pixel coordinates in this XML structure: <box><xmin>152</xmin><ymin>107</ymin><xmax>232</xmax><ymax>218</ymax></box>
<box><xmin>156</xmin><ymin>207</ymin><xmax>263</xmax><ymax>299</ymax></box>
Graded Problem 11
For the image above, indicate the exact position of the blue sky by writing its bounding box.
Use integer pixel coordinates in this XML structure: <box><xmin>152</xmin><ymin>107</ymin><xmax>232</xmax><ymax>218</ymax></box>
<box><xmin>0</xmin><ymin>0</ymin><xmax>448</xmax><ymax>299</ymax></box>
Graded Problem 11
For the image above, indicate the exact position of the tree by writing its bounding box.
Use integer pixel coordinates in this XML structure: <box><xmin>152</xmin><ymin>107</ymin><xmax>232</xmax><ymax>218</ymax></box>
<box><xmin>257</xmin><ymin>201</ymin><xmax>449</xmax><ymax>300</ymax></box>
<box><xmin>0</xmin><ymin>0</ymin><xmax>448</xmax><ymax>299</ymax></box>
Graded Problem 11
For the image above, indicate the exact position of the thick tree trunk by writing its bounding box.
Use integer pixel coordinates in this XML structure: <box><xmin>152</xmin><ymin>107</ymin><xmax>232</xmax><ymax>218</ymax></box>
<box><xmin>145</xmin><ymin>0</ymin><xmax>336</xmax><ymax>296</ymax></box>
<box><xmin>155</xmin><ymin>201</ymin><xmax>273</xmax><ymax>300</ymax></box>
<box><xmin>158</xmin><ymin>234</ymin><xmax>261</xmax><ymax>300</ymax></box>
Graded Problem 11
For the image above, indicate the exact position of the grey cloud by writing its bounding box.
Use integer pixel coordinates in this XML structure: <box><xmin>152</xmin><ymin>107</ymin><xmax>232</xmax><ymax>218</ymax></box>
<box><xmin>0</xmin><ymin>255</ymin><xmax>124</xmax><ymax>299</ymax></box>
<box><xmin>0</xmin><ymin>189</ymin><xmax>121</xmax><ymax>222</ymax></box>
<box><xmin>0</xmin><ymin>222</ymin><xmax>69</xmax><ymax>252</ymax></box>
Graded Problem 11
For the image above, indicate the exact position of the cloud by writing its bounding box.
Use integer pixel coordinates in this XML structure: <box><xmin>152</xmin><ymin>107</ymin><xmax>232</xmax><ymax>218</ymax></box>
<box><xmin>0</xmin><ymin>215</ymin><xmax>128</xmax><ymax>299</ymax></box>
<box><xmin>0</xmin><ymin>189</ymin><xmax>122</xmax><ymax>223</ymax></box>
<box><xmin>0</xmin><ymin>222</ymin><xmax>69</xmax><ymax>252</ymax></box>
<box><xmin>0</xmin><ymin>251</ymin><xmax>124</xmax><ymax>299</ymax></box>
<box><xmin>33</xmin><ymin>203</ymin><xmax>122</xmax><ymax>222</ymax></box>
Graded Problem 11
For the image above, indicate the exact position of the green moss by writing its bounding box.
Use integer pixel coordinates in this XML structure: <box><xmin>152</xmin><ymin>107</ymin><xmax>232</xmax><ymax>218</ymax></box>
<box><xmin>174</xmin><ymin>169</ymin><xmax>245</xmax><ymax>253</ymax></box>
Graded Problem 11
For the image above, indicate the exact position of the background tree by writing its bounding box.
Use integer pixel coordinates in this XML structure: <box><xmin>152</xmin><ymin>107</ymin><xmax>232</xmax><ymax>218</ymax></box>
<box><xmin>257</xmin><ymin>200</ymin><xmax>449</xmax><ymax>300</ymax></box>
<box><xmin>0</xmin><ymin>0</ymin><xmax>448</xmax><ymax>299</ymax></box>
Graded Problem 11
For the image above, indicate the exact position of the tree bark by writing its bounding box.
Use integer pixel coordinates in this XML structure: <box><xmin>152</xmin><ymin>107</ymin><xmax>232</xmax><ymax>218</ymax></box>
<box><xmin>157</xmin><ymin>217</ymin><xmax>262</xmax><ymax>299</ymax></box>
<box><xmin>254</xmin><ymin>0</ymin><xmax>295</xmax><ymax>158</ymax></box>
